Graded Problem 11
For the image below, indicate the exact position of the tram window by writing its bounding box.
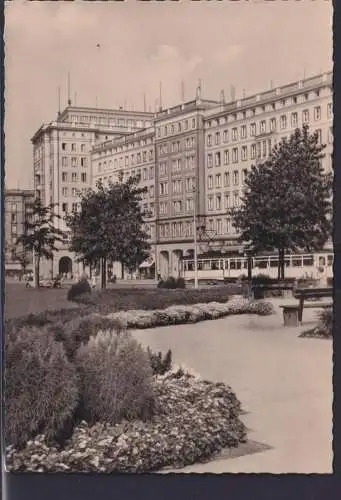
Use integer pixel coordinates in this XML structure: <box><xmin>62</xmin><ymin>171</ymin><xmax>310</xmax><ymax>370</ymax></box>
<box><xmin>319</xmin><ymin>256</ymin><xmax>326</xmax><ymax>267</ymax></box>
<box><xmin>212</xmin><ymin>261</ymin><xmax>218</xmax><ymax>270</ymax></box>
<box><xmin>230</xmin><ymin>260</ymin><xmax>236</xmax><ymax>270</ymax></box>
<box><xmin>243</xmin><ymin>260</ymin><xmax>248</xmax><ymax>269</ymax></box>
<box><xmin>188</xmin><ymin>262</ymin><xmax>193</xmax><ymax>271</ymax></box>
<box><xmin>327</xmin><ymin>255</ymin><xmax>333</xmax><ymax>266</ymax></box>
<box><xmin>292</xmin><ymin>257</ymin><xmax>303</xmax><ymax>267</ymax></box>
<box><xmin>285</xmin><ymin>259</ymin><xmax>290</xmax><ymax>267</ymax></box>
<box><xmin>198</xmin><ymin>262</ymin><xmax>203</xmax><ymax>270</ymax></box>
<box><xmin>257</xmin><ymin>260</ymin><xmax>268</xmax><ymax>269</ymax></box>
<box><xmin>203</xmin><ymin>261</ymin><xmax>211</xmax><ymax>270</ymax></box>
<box><xmin>236</xmin><ymin>260</ymin><xmax>242</xmax><ymax>270</ymax></box>
<box><xmin>224</xmin><ymin>260</ymin><xmax>229</xmax><ymax>270</ymax></box>
<box><xmin>303</xmin><ymin>256</ymin><xmax>313</xmax><ymax>266</ymax></box>
<box><xmin>269</xmin><ymin>259</ymin><xmax>278</xmax><ymax>268</ymax></box>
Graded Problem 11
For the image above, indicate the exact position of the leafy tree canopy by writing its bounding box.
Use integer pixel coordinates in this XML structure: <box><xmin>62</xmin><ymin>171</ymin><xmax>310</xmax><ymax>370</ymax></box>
<box><xmin>66</xmin><ymin>176</ymin><xmax>151</xmax><ymax>279</ymax></box>
<box><xmin>230</xmin><ymin>125</ymin><xmax>333</xmax><ymax>278</ymax></box>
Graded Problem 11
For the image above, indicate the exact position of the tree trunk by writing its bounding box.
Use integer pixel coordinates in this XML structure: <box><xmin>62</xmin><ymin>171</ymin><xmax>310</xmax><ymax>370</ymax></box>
<box><xmin>101</xmin><ymin>257</ymin><xmax>107</xmax><ymax>289</ymax></box>
<box><xmin>121</xmin><ymin>262</ymin><xmax>124</xmax><ymax>280</ymax></box>
<box><xmin>35</xmin><ymin>255</ymin><xmax>40</xmax><ymax>288</ymax></box>
<box><xmin>278</xmin><ymin>247</ymin><xmax>285</xmax><ymax>280</ymax></box>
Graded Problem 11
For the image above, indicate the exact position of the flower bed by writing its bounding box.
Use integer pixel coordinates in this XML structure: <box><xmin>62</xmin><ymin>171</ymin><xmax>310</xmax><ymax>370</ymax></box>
<box><xmin>104</xmin><ymin>297</ymin><xmax>274</xmax><ymax>329</ymax></box>
<box><xmin>6</xmin><ymin>370</ymin><xmax>246</xmax><ymax>473</ymax></box>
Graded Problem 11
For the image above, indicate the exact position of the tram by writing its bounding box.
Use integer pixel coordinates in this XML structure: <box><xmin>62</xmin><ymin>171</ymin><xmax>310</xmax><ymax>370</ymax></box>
<box><xmin>180</xmin><ymin>252</ymin><xmax>334</xmax><ymax>281</ymax></box>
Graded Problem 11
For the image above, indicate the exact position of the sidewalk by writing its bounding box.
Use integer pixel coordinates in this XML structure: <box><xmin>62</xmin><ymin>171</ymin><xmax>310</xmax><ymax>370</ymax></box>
<box><xmin>133</xmin><ymin>298</ymin><xmax>333</xmax><ymax>473</ymax></box>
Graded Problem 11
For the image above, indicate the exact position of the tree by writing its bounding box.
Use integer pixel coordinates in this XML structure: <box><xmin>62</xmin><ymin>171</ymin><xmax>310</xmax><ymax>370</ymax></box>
<box><xmin>13</xmin><ymin>250</ymin><xmax>30</xmax><ymax>276</ymax></box>
<box><xmin>66</xmin><ymin>176</ymin><xmax>151</xmax><ymax>288</ymax></box>
<box><xmin>230</xmin><ymin>125</ymin><xmax>333</xmax><ymax>279</ymax></box>
<box><xmin>16</xmin><ymin>199</ymin><xmax>68</xmax><ymax>287</ymax></box>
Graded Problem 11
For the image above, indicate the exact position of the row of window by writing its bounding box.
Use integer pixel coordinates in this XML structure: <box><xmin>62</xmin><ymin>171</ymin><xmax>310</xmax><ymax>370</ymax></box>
<box><xmin>61</xmin><ymin>143</ymin><xmax>87</xmax><ymax>153</ymax></box>
<box><xmin>61</xmin><ymin>202</ymin><xmax>81</xmax><ymax>213</ymax></box>
<box><xmin>69</xmin><ymin>114</ymin><xmax>151</xmax><ymax>129</ymax></box>
<box><xmin>61</xmin><ymin>187</ymin><xmax>82</xmax><ymax>197</ymax></box>
<box><xmin>207</xmin><ymin>141</ymin><xmax>270</xmax><ymax>166</ymax></box>
<box><xmin>158</xmin><ymin>217</ymin><xmax>236</xmax><ymax>239</ymax></box>
<box><xmin>95</xmin><ymin>137</ymin><xmax>154</xmax><ymax>157</ymax></box>
<box><xmin>207</xmin><ymin>192</ymin><xmax>241</xmax><ymax>211</ymax></box>
<box><xmin>206</xmin><ymin>90</ymin><xmax>330</xmax><ymax>128</ymax></box>
<box><xmin>156</xmin><ymin>118</ymin><xmax>197</xmax><ymax>138</ymax></box>
<box><xmin>159</xmin><ymin>178</ymin><xmax>195</xmax><ymax>196</ymax></box>
<box><xmin>159</xmin><ymin>156</ymin><xmax>196</xmax><ymax>175</ymax></box>
<box><xmin>62</xmin><ymin>156</ymin><xmax>88</xmax><ymax>168</ymax></box>
<box><xmin>159</xmin><ymin>137</ymin><xmax>196</xmax><ymax>155</ymax></box>
<box><xmin>61</xmin><ymin>172</ymin><xmax>87</xmax><ymax>183</ymax></box>
<box><xmin>206</xmin><ymin>104</ymin><xmax>332</xmax><ymax>145</ymax></box>
<box><xmin>97</xmin><ymin>165</ymin><xmax>155</xmax><ymax>183</ymax></box>
<box><xmin>97</xmin><ymin>149</ymin><xmax>154</xmax><ymax>172</ymax></box>
<box><xmin>159</xmin><ymin>198</ymin><xmax>195</xmax><ymax>215</ymax></box>
<box><xmin>207</xmin><ymin>170</ymin><xmax>247</xmax><ymax>189</ymax></box>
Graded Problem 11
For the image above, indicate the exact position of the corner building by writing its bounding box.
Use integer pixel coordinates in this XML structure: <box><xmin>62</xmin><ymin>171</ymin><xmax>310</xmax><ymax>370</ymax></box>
<box><xmin>31</xmin><ymin>105</ymin><xmax>153</xmax><ymax>278</ymax></box>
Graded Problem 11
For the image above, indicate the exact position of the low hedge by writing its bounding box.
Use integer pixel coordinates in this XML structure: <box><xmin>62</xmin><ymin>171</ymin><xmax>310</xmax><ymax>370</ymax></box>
<box><xmin>300</xmin><ymin>307</ymin><xmax>333</xmax><ymax>339</ymax></box>
<box><xmin>6</xmin><ymin>370</ymin><xmax>247</xmax><ymax>473</ymax></box>
<box><xmin>104</xmin><ymin>297</ymin><xmax>274</xmax><ymax>330</ymax></box>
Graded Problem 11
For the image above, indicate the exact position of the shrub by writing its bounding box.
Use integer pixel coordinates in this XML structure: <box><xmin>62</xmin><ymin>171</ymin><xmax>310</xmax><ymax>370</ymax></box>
<box><xmin>75</xmin><ymin>329</ymin><xmax>155</xmax><ymax>425</ymax></box>
<box><xmin>158</xmin><ymin>277</ymin><xmax>186</xmax><ymax>289</ymax></box>
<box><xmin>67</xmin><ymin>278</ymin><xmax>91</xmax><ymax>302</ymax></box>
<box><xmin>6</xmin><ymin>371</ymin><xmax>247</xmax><ymax>473</ymax></box>
<box><xmin>5</xmin><ymin>327</ymin><xmax>79</xmax><ymax>447</ymax></box>
<box><xmin>52</xmin><ymin>314</ymin><xmax>126</xmax><ymax>360</ymax></box>
<box><xmin>318</xmin><ymin>308</ymin><xmax>333</xmax><ymax>335</ymax></box>
<box><xmin>147</xmin><ymin>348</ymin><xmax>172</xmax><ymax>375</ymax></box>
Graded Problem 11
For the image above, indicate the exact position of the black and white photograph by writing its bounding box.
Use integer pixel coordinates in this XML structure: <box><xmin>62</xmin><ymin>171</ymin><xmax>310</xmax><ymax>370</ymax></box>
<box><xmin>3</xmin><ymin>0</ymin><xmax>333</xmax><ymax>475</ymax></box>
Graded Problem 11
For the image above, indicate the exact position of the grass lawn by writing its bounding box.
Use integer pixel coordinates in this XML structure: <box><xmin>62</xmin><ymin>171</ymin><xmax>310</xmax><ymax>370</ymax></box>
<box><xmin>5</xmin><ymin>281</ymin><xmax>241</xmax><ymax>321</ymax></box>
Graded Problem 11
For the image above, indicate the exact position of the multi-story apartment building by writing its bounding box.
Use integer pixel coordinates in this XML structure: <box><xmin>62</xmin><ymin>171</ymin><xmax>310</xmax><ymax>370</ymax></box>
<box><xmin>31</xmin><ymin>71</ymin><xmax>333</xmax><ymax>280</ymax></box>
<box><xmin>92</xmin><ymin>126</ymin><xmax>157</xmax><ymax>277</ymax></box>
<box><xmin>203</xmin><ymin>71</ymin><xmax>333</xmax><ymax>255</ymax></box>
<box><xmin>4</xmin><ymin>189</ymin><xmax>34</xmax><ymax>277</ymax></box>
<box><xmin>31</xmin><ymin>105</ymin><xmax>153</xmax><ymax>277</ymax></box>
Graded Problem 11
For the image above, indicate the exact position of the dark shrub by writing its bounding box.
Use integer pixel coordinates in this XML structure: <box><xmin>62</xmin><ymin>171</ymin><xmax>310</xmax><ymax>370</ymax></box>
<box><xmin>158</xmin><ymin>277</ymin><xmax>186</xmax><ymax>289</ymax></box>
<box><xmin>5</xmin><ymin>327</ymin><xmax>79</xmax><ymax>447</ymax></box>
<box><xmin>50</xmin><ymin>314</ymin><xmax>126</xmax><ymax>360</ymax></box>
<box><xmin>147</xmin><ymin>348</ymin><xmax>172</xmax><ymax>375</ymax></box>
<box><xmin>318</xmin><ymin>308</ymin><xmax>333</xmax><ymax>336</ymax></box>
<box><xmin>75</xmin><ymin>329</ymin><xmax>155</xmax><ymax>424</ymax></box>
<box><xmin>67</xmin><ymin>278</ymin><xmax>91</xmax><ymax>302</ymax></box>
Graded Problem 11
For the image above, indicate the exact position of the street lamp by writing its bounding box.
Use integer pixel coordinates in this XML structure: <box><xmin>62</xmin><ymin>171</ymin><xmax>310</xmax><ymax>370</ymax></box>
<box><xmin>193</xmin><ymin>186</ymin><xmax>199</xmax><ymax>289</ymax></box>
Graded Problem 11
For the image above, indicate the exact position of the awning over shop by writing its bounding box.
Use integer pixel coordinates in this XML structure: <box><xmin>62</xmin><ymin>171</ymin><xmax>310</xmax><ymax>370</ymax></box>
<box><xmin>139</xmin><ymin>259</ymin><xmax>155</xmax><ymax>269</ymax></box>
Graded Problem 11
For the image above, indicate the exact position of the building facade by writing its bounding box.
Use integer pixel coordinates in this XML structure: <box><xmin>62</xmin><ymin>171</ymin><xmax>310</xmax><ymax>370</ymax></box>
<box><xmin>31</xmin><ymin>71</ymin><xmax>333</xmax><ymax>279</ymax></box>
<box><xmin>4</xmin><ymin>189</ymin><xmax>34</xmax><ymax>277</ymax></box>
<box><xmin>203</xmin><ymin>71</ymin><xmax>333</xmax><ymax>256</ymax></box>
<box><xmin>31</xmin><ymin>105</ymin><xmax>153</xmax><ymax>278</ymax></box>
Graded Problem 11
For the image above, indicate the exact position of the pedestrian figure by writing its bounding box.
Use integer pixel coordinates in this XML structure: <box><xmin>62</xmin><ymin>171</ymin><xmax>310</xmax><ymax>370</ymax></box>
<box><xmin>91</xmin><ymin>275</ymin><xmax>97</xmax><ymax>289</ymax></box>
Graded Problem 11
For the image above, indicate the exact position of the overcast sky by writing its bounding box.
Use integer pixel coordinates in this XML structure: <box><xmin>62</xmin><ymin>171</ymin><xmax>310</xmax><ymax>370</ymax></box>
<box><xmin>4</xmin><ymin>0</ymin><xmax>333</xmax><ymax>190</ymax></box>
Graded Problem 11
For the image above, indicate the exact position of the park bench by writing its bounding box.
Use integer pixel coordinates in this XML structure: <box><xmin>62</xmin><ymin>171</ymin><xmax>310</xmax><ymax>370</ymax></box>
<box><xmin>280</xmin><ymin>287</ymin><xmax>333</xmax><ymax>327</ymax></box>
<box><xmin>251</xmin><ymin>282</ymin><xmax>296</xmax><ymax>300</ymax></box>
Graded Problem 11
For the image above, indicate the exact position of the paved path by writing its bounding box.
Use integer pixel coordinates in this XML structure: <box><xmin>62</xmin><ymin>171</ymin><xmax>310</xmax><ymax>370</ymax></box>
<box><xmin>132</xmin><ymin>298</ymin><xmax>333</xmax><ymax>473</ymax></box>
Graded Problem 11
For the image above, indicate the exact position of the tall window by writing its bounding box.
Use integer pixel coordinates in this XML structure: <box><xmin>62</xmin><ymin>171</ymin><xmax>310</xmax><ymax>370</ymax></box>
<box><xmin>215</xmin><ymin>173</ymin><xmax>222</xmax><ymax>188</ymax></box>
<box><xmin>216</xmin><ymin>194</ymin><xmax>222</xmax><ymax>210</ymax></box>
<box><xmin>207</xmin><ymin>154</ymin><xmax>213</xmax><ymax>168</ymax></box>
<box><xmin>233</xmin><ymin>170</ymin><xmax>239</xmax><ymax>186</ymax></box>
<box><xmin>224</xmin><ymin>193</ymin><xmax>230</xmax><ymax>209</ymax></box>
<box><xmin>250</xmin><ymin>123</ymin><xmax>256</xmax><ymax>136</ymax></box>
<box><xmin>327</xmin><ymin>102</ymin><xmax>333</xmax><ymax>118</ymax></box>
<box><xmin>72</xmin><ymin>172</ymin><xmax>77</xmax><ymax>182</ymax></box>
<box><xmin>314</xmin><ymin>106</ymin><xmax>321</xmax><ymax>121</ymax></box>
<box><xmin>280</xmin><ymin>115</ymin><xmax>287</xmax><ymax>130</ymax></box>
<box><xmin>207</xmin><ymin>175</ymin><xmax>213</xmax><ymax>189</ymax></box>
<box><xmin>241</xmin><ymin>125</ymin><xmax>247</xmax><ymax>139</ymax></box>
<box><xmin>215</xmin><ymin>132</ymin><xmax>220</xmax><ymax>145</ymax></box>
<box><xmin>302</xmin><ymin>109</ymin><xmax>310</xmax><ymax>123</ymax></box>
<box><xmin>291</xmin><ymin>112</ymin><xmax>298</xmax><ymax>127</ymax></box>
<box><xmin>241</xmin><ymin>146</ymin><xmax>247</xmax><ymax>161</ymax></box>
<box><xmin>251</xmin><ymin>144</ymin><xmax>256</xmax><ymax>160</ymax></box>
<box><xmin>224</xmin><ymin>172</ymin><xmax>230</xmax><ymax>187</ymax></box>
<box><xmin>260</xmin><ymin>120</ymin><xmax>266</xmax><ymax>134</ymax></box>
<box><xmin>207</xmin><ymin>196</ymin><xmax>213</xmax><ymax>211</ymax></box>
<box><xmin>232</xmin><ymin>128</ymin><xmax>238</xmax><ymax>141</ymax></box>
<box><xmin>207</xmin><ymin>134</ymin><xmax>212</xmax><ymax>146</ymax></box>
<box><xmin>270</xmin><ymin>118</ymin><xmax>276</xmax><ymax>132</ymax></box>
<box><xmin>232</xmin><ymin>148</ymin><xmax>238</xmax><ymax>163</ymax></box>
<box><xmin>223</xmin><ymin>130</ymin><xmax>229</xmax><ymax>143</ymax></box>
<box><xmin>215</xmin><ymin>152</ymin><xmax>221</xmax><ymax>167</ymax></box>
